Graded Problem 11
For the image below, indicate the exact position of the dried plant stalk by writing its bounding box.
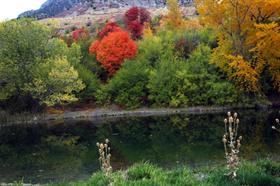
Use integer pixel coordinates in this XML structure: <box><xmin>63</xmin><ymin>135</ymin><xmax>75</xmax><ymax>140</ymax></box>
<box><xmin>223</xmin><ymin>111</ymin><xmax>242</xmax><ymax>179</ymax></box>
<box><xmin>96</xmin><ymin>138</ymin><xmax>112</xmax><ymax>176</ymax></box>
<box><xmin>272</xmin><ymin>119</ymin><xmax>280</xmax><ymax>133</ymax></box>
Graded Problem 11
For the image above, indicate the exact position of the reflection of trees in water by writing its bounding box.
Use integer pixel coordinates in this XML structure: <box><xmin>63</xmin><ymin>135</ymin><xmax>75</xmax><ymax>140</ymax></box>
<box><xmin>0</xmin><ymin>109</ymin><xmax>280</xmax><ymax>182</ymax></box>
<box><xmin>98</xmin><ymin>115</ymin><xmax>224</xmax><ymax>165</ymax></box>
<box><xmin>0</xmin><ymin>135</ymin><xmax>94</xmax><ymax>183</ymax></box>
<box><xmin>239</xmin><ymin>110</ymin><xmax>280</xmax><ymax>160</ymax></box>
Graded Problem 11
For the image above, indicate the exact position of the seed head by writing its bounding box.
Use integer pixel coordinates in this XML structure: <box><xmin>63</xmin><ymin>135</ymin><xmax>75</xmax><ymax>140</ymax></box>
<box><xmin>236</xmin><ymin>119</ymin><xmax>240</xmax><ymax>124</ymax></box>
<box><xmin>100</xmin><ymin>143</ymin><xmax>104</xmax><ymax>149</ymax></box>
<box><xmin>223</xmin><ymin>138</ymin><xmax>227</xmax><ymax>143</ymax></box>
<box><xmin>276</xmin><ymin>119</ymin><xmax>279</xmax><ymax>124</ymax></box>
<box><xmin>229</xmin><ymin>116</ymin><xmax>233</xmax><ymax>123</ymax></box>
<box><xmin>272</xmin><ymin>126</ymin><xmax>276</xmax><ymax>130</ymax></box>
<box><xmin>234</xmin><ymin>113</ymin><xmax>238</xmax><ymax>118</ymax></box>
<box><xmin>224</xmin><ymin>119</ymin><xmax>227</xmax><ymax>124</ymax></box>
<box><xmin>227</xmin><ymin>111</ymin><xmax>231</xmax><ymax>117</ymax></box>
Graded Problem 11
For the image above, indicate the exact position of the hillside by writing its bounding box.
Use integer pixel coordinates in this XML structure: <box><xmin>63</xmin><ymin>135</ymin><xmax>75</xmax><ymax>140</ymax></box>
<box><xmin>19</xmin><ymin>0</ymin><xmax>194</xmax><ymax>19</ymax></box>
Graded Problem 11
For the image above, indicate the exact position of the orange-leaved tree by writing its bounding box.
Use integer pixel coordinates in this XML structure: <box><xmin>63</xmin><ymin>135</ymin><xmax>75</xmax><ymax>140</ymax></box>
<box><xmin>97</xmin><ymin>22</ymin><xmax>122</xmax><ymax>39</ymax></box>
<box><xmin>89</xmin><ymin>31</ymin><xmax>137</xmax><ymax>76</ymax></box>
<box><xmin>196</xmin><ymin>0</ymin><xmax>280</xmax><ymax>92</ymax></box>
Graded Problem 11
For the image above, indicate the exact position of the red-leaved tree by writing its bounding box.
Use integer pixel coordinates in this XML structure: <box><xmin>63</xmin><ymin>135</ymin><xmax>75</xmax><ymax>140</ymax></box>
<box><xmin>72</xmin><ymin>28</ymin><xmax>89</xmax><ymax>41</ymax></box>
<box><xmin>89</xmin><ymin>31</ymin><xmax>137</xmax><ymax>75</ymax></box>
<box><xmin>98</xmin><ymin>22</ymin><xmax>122</xmax><ymax>39</ymax></box>
<box><xmin>124</xmin><ymin>7</ymin><xmax>151</xmax><ymax>39</ymax></box>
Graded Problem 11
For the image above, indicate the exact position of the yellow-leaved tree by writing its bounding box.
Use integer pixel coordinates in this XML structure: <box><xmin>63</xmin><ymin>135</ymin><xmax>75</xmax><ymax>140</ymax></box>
<box><xmin>163</xmin><ymin>0</ymin><xmax>185</xmax><ymax>30</ymax></box>
<box><xmin>196</xmin><ymin>0</ymin><xmax>280</xmax><ymax>92</ymax></box>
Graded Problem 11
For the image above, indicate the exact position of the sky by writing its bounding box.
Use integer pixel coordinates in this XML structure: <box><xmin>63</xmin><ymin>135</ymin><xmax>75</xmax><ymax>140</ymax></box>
<box><xmin>0</xmin><ymin>0</ymin><xmax>46</xmax><ymax>21</ymax></box>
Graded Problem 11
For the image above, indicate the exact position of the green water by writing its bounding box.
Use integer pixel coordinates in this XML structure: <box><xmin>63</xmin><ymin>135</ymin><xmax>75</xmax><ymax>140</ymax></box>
<box><xmin>0</xmin><ymin>109</ymin><xmax>279</xmax><ymax>184</ymax></box>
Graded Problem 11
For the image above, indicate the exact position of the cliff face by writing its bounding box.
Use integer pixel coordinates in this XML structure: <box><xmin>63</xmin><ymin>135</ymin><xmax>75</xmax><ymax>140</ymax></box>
<box><xmin>18</xmin><ymin>0</ymin><xmax>194</xmax><ymax>19</ymax></box>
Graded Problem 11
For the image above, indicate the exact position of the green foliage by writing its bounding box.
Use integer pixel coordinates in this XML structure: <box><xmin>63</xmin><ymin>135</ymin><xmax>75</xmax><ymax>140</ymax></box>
<box><xmin>257</xmin><ymin>159</ymin><xmax>280</xmax><ymax>177</ymax></box>
<box><xmin>137</xmin><ymin>36</ymin><xmax>165</xmax><ymax>67</ymax></box>
<box><xmin>24</xmin><ymin>57</ymin><xmax>85</xmax><ymax>106</ymax></box>
<box><xmin>0</xmin><ymin>19</ymin><xmax>100</xmax><ymax>106</ymax></box>
<box><xmin>182</xmin><ymin>45</ymin><xmax>245</xmax><ymax>106</ymax></box>
<box><xmin>49</xmin><ymin>161</ymin><xmax>280</xmax><ymax>186</ymax></box>
<box><xmin>204</xmin><ymin>161</ymin><xmax>280</xmax><ymax>186</ymax></box>
<box><xmin>44</xmin><ymin>38</ymin><xmax>101</xmax><ymax>99</ymax></box>
<box><xmin>0</xmin><ymin>19</ymin><xmax>50</xmax><ymax>100</ymax></box>
<box><xmin>147</xmin><ymin>56</ymin><xmax>189</xmax><ymax>107</ymax></box>
<box><xmin>88</xmin><ymin>172</ymin><xmax>110</xmax><ymax>186</ymax></box>
<box><xmin>96</xmin><ymin>59</ymin><xmax>150</xmax><ymax>108</ymax></box>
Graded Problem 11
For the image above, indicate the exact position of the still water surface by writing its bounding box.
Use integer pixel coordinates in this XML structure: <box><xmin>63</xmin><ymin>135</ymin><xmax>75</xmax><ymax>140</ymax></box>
<box><xmin>0</xmin><ymin>109</ymin><xmax>279</xmax><ymax>184</ymax></box>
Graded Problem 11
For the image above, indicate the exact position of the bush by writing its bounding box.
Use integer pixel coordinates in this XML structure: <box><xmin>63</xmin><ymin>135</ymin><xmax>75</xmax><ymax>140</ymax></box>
<box><xmin>184</xmin><ymin>45</ymin><xmax>250</xmax><ymax>106</ymax></box>
<box><xmin>72</xmin><ymin>28</ymin><xmax>89</xmax><ymax>42</ymax></box>
<box><xmin>44</xmin><ymin>38</ymin><xmax>101</xmax><ymax>100</ymax></box>
<box><xmin>97</xmin><ymin>22</ymin><xmax>122</xmax><ymax>39</ymax></box>
<box><xmin>147</xmin><ymin>54</ymin><xmax>190</xmax><ymax>107</ymax></box>
<box><xmin>137</xmin><ymin>35</ymin><xmax>165</xmax><ymax>67</ymax></box>
<box><xmin>24</xmin><ymin>57</ymin><xmax>85</xmax><ymax>106</ymax></box>
<box><xmin>124</xmin><ymin>7</ymin><xmax>151</xmax><ymax>39</ymax></box>
<box><xmin>89</xmin><ymin>31</ymin><xmax>138</xmax><ymax>76</ymax></box>
<box><xmin>0</xmin><ymin>19</ymin><xmax>50</xmax><ymax>101</ymax></box>
<box><xmin>96</xmin><ymin>59</ymin><xmax>149</xmax><ymax>108</ymax></box>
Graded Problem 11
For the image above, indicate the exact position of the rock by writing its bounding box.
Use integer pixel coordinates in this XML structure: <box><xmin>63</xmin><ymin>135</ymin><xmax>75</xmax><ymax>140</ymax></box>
<box><xmin>18</xmin><ymin>0</ymin><xmax>194</xmax><ymax>19</ymax></box>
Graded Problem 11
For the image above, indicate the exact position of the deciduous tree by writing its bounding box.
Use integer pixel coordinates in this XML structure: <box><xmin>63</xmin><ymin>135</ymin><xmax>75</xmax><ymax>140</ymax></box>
<box><xmin>89</xmin><ymin>31</ymin><xmax>137</xmax><ymax>75</ymax></box>
<box><xmin>124</xmin><ymin>7</ymin><xmax>151</xmax><ymax>39</ymax></box>
<box><xmin>163</xmin><ymin>0</ymin><xmax>185</xmax><ymax>30</ymax></box>
<box><xmin>196</xmin><ymin>0</ymin><xmax>280</xmax><ymax>92</ymax></box>
<box><xmin>72</xmin><ymin>28</ymin><xmax>89</xmax><ymax>41</ymax></box>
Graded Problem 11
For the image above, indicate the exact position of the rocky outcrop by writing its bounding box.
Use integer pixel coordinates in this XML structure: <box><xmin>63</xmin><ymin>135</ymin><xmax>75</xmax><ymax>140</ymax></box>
<box><xmin>18</xmin><ymin>0</ymin><xmax>194</xmax><ymax>19</ymax></box>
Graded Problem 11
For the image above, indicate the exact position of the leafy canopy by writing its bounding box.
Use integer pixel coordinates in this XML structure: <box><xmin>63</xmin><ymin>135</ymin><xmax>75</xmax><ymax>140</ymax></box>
<box><xmin>196</xmin><ymin>0</ymin><xmax>280</xmax><ymax>92</ymax></box>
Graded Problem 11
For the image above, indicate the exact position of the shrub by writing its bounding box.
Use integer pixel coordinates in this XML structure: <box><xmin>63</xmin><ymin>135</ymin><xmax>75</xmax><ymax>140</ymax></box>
<box><xmin>96</xmin><ymin>59</ymin><xmax>149</xmax><ymax>108</ymax></box>
<box><xmin>89</xmin><ymin>31</ymin><xmax>137</xmax><ymax>76</ymax></box>
<box><xmin>24</xmin><ymin>57</ymin><xmax>85</xmax><ymax>106</ymax></box>
<box><xmin>72</xmin><ymin>28</ymin><xmax>89</xmax><ymax>42</ymax></box>
<box><xmin>0</xmin><ymin>19</ymin><xmax>51</xmax><ymax>102</ymax></box>
<box><xmin>127</xmin><ymin>20</ymin><xmax>144</xmax><ymax>39</ymax></box>
<box><xmin>97</xmin><ymin>22</ymin><xmax>122</xmax><ymax>39</ymax></box>
<box><xmin>181</xmin><ymin>45</ymin><xmax>250</xmax><ymax>106</ymax></box>
<box><xmin>137</xmin><ymin>35</ymin><xmax>165</xmax><ymax>67</ymax></box>
<box><xmin>147</xmin><ymin>55</ymin><xmax>190</xmax><ymax>107</ymax></box>
<box><xmin>162</xmin><ymin>0</ymin><xmax>185</xmax><ymax>30</ymax></box>
<box><xmin>124</xmin><ymin>7</ymin><xmax>151</xmax><ymax>39</ymax></box>
<box><xmin>45</xmin><ymin>39</ymin><xmax>100</xmax><ymax>99</ymax></box>
<box><xmin>124</xmin><ymin>7</ymin><xmax>151</xmax><ymax>26</ymax></box>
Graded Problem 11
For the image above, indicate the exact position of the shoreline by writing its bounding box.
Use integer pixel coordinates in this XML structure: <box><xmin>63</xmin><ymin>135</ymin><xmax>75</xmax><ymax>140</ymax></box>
<box><xmin>0</xmin><ymin>104</ymin><xmax>272</xmax><ymax>127</ymax></box>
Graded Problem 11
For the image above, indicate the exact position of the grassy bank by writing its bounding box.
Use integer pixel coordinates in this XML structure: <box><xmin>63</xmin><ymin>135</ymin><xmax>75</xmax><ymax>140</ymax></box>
<box><xmin>40</xmin><ymin>160</ymin><xmax>280</xmax><ymax>186</ymax></box>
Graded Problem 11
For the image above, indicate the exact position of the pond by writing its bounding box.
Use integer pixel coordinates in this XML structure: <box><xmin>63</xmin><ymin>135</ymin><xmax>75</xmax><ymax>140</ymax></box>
<box><xmin>0</xmin><ymin>109</ymin><xmax>279</xmax><ymax>184</ymax></box>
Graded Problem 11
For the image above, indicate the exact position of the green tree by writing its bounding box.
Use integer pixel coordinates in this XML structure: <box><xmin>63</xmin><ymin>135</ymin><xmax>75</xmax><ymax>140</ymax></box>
<box><xmin>0</xmin><ymin>19</ymin><xmax>93</xmax><ymax>106</ymax></box>
<box><xmin>24</xmin><ymin>57</ymin><xmax>85</xmax><ymax>106</ymax></box>
<box><xmin>0</xmin><ymin>19</ymin><xmax>50</xmax><ymax>100</ymax></box>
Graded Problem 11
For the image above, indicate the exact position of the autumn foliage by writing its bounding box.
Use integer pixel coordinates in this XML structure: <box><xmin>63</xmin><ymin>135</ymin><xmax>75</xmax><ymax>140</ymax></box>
<box><xmin>89</xmin><ymin>31</ymin><xmax>137</xmax><ymax>75</ymax></box>
<box><xmin>97</xmin><ymin>22</ymin><xmax>122</xmax><ymax>39</ymax></box>
<box><xmin>124</xmin><ymin>7</ymin><xmax>151</xmax><ymax>39</ymax></box>
<box><xmin>72</xmin><ymin>28</ymin><xmax>89</xmax><ymax>41</ymax></box>
<box><xmin>196</xmin><ymin>0</ymin><xmax>280</xmax><ymax>92</ymax></box>
<box><xmin>162</xmin><ymin>0</ymin><xmax>185</xmax><ymax>30</ymax></box>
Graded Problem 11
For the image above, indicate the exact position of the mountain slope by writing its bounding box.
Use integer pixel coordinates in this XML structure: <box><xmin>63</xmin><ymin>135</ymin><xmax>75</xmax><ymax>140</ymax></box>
<box><xmin>18</xmin><ymin>0</ymin><xmax>194</xmax><ymax>19</ymax></box>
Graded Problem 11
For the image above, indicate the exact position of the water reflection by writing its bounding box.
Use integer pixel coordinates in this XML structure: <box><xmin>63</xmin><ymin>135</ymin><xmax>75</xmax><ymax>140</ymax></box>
<box><xmin>0</xmin><ymin>109</ymin><xmax>279</xmax><ymax>183</ymax></box>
